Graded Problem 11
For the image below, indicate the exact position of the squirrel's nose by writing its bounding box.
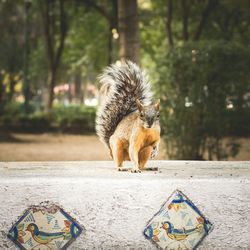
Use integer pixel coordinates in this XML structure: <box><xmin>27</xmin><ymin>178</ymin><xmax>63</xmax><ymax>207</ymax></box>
<box><xmin>147</xmin><ymin>121</ymin><xmax>153</xmax><ymax>128</ymax></box>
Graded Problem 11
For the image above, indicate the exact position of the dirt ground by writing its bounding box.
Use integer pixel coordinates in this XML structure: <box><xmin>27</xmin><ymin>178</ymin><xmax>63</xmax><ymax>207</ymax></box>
<box><xmin>0</xmin><ymin>132</ymin><xmax>249</xmax><ymax>161</ymax></box>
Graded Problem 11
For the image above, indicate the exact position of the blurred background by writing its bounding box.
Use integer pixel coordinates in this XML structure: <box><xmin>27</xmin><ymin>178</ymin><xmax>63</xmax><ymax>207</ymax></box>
<box><xmin>0</xmin><ymin>0</ymin><xmax>249</xmax><ymax>161</ymax></box>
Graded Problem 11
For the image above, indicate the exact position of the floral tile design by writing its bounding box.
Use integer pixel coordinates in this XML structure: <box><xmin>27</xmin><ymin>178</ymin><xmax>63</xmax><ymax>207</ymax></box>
<box><xmin>144</xmin><ymin>190</ymin><xmax>213</xmax><ymax>250</ymax></box>
<box><xmin>8</xmin><ymin>203</ymin><xmax>83</xmax><ymax>250</ymax></box>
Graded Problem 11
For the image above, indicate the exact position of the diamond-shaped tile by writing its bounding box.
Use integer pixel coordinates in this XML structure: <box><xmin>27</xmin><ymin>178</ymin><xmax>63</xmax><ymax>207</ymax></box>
<box><xmin>8</xmin><ymin>203</ymin><xmax>83</xmax><ymax>250</ymax></box>
<box><xmin>144</xmin><ymin>190</ymin><xmax>213</xmax><ymax>250</ymax></box>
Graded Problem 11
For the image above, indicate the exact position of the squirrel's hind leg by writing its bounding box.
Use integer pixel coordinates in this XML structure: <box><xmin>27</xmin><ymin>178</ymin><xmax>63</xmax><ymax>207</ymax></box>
<box><xmin>110</xmin><ymin>137</ymin><xmax>125</xmax><ymax>170</ymax></box>
<box><xmin>138</xmin><ymin>146</ymin><xmax>153</xmax><ymax>170</ymax></box>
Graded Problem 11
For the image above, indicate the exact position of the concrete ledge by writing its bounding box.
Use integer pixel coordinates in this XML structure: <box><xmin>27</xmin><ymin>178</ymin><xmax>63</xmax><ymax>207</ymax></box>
<box><xmin>0</xmin><ymin>161</ymin><xmax>250</xmax><ymax>249</ymax></box>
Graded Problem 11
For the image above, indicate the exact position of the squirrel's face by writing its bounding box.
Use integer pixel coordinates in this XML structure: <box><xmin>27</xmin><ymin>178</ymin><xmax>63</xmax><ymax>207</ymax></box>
<box><xmin>136</xmin><ymin>99</ymin><xmax>160</xmax><ymax>129</ymax></box>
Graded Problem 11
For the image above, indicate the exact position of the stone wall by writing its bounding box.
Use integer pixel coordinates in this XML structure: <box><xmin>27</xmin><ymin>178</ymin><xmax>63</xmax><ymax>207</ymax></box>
<box><xmin>0</xmin><ymin>161</ymin><xmax>249</xmax><ymax>249</ymax></box>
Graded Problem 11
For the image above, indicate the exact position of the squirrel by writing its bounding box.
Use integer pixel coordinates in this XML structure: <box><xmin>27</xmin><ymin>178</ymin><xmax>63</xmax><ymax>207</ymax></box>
<box><xmin>96</xmin><ymin>61</ymin><xmax>160</xmax><ymax>173</ymax></box>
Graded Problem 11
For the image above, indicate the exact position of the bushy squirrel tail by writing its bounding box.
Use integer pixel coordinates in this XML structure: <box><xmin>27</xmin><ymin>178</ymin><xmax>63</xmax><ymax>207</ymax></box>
<box><xmin>96</xmin><ymin>61</ymin><xmax>152</xmax><ymax>148</ymax></box>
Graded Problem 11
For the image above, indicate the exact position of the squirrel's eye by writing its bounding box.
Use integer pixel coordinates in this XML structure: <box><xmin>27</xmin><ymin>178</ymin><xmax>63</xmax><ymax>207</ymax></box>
<box><xmin>140</xmin><ymin>113</ymin><xmax>144</xmax><ymax>119</ymax></box>
<box><xmin>157</xmin><ymin>113</ymin><xmax>160</xmax><ymax>118</ymax></box>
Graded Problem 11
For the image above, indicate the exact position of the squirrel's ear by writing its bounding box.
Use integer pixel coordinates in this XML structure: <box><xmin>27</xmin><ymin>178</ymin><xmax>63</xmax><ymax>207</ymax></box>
<box><xmin>136</xmin><ymin>99</ymin><xmax>143</xmax><ymax>112</ymax></box>
<box><xmin>155</xmin><ymin>99</ymin><xmax>160</xmax><ymax>110</ymax></box>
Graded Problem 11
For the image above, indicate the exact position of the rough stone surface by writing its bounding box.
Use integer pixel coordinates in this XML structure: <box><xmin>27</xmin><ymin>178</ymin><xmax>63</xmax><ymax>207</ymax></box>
<box><xmin>0</xmin><ymin>161</ymin><xmax>250</xmax><ymax>250</ymax></box>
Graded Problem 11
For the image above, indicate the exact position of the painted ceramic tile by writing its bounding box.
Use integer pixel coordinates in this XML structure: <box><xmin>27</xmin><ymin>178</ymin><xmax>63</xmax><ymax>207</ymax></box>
<box><xmin>8</xmin><ymin>203</ymin><xmax>83</xmax><ymax>250</ymax></box>
<box><xmin>144</xmin><ymin>190</ymin><xmax>213</xmax><ymax>250</ymax></box>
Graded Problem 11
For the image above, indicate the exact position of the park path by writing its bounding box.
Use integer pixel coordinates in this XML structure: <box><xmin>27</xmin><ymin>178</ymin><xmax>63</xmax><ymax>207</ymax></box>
<box><xmin>0</xmin><ymin>133</ymin><xmax>250</xmax><ymax>161</ymax></box>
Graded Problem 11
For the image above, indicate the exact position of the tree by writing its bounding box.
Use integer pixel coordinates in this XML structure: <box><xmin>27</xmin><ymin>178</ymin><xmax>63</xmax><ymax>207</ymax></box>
<box><xmin>155</xmin><ymin>41</ymin><xmax>249</xmax><ymax>160</ymax></box>
<box><xmin>0</xmin><ymin>0</ymin><xmax>24</xmax><ymax>104</ymax></box>
<box><xmin>165</xmin><ymin>0</ymin><xmax>173</xmax><ymax>46</ymax></box>
<box><xmin>40</xmin><ymin>0</ymin><xmax>68</xmax><ymax>109</ymax></box>
<box><xmin>23</xmin><ymin>0</ymin><xmax>32</xmax><ymax>113</ymax></box>
<box><xmin>165</xmin><ymin>0</ymin><xmax>218</xmax><ymax>46</ymax></box>
<box><xmin>80</xmin><ymin>0</ymin><xmax>118</xmax><ymax>64</ymax></box>
<box><xmin>61</xmin><ymin>1</ymin><xmax>111</xmax><ymax>103</ymax></box>
<box><xmin>118</xmin><ymin>0</ymin><xmax>140</xmax><ymax>64</ymax></box>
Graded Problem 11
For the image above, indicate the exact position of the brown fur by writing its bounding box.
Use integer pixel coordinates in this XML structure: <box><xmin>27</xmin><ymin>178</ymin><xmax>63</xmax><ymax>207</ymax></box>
<box><xmin>109</xmin><ymin>101</ymin><xmax>161</xmax><ymax>172</ymax></box>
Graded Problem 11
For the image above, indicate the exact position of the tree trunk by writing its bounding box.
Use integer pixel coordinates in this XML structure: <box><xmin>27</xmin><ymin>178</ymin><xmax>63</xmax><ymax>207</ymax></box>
<box><xmin>193</xmin><ymin>0</ymin><xmax>218</xmax><ymax>41</ymax></box>
<box><xmin>108</xmin><ymin>24</ymin><xmax>113</xmax><ymax>64</ymax></box>
<box><xmin>108</xmin><ymin>0</ymin><xmax>118</xmax><ymax>64</ymax></box>
<box><xmin>181</xmin><ymin>0</ymin><xmax>189</xmax><ymax>41</ymax></box>
<box><xmin>81</xmin><ymin>80</ymin><xmax>87</xmax><ymax>105</ymax></box>
<box><xmin>41</xmin><ymin>0</ymin><xmax>67</xmax><ymax>110</ymax></box>
<box><xmin>74</xmin><ymin>73</ymin><xmax>81</xmax><ymax>101</ymax></box>
<box><xmin>118</xmin><ymin>0</ymin><xmax>140</xmax><ymax>64</ymax></box>
<box><xmin>165</xmin><ymin>0</ymin><xmax>173</xmax><ymax>47</ymax></box>
<box><xmin>0</xmin><ymin>73</ymin><xmax>5</xmax><ymax>105</ymax></box>
<box><xmin>23</xmin><ymin>0</ymin><xmax>31</xmax><ymax>113</ymax></box>
<box><xmin>8</xmin><ymin>75</ymin><xmax>16</xmax><ymax>102</ymax></box>
<box><xmin>47</xmin><ymin>68</ymin><xmax>57</xmax><ymax>109</ymax></box>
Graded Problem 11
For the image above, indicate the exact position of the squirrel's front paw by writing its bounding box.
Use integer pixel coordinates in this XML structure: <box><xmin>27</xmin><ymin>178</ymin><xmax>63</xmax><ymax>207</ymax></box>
<box><xmin>151</xmin><ymin>146</ymin><xmax>158</xmax><ymax>159</ymax></box>
<box><xmin>130</xmin><ymin>168</ymin><xmax>141</xmax><ymax>173</ymax></box>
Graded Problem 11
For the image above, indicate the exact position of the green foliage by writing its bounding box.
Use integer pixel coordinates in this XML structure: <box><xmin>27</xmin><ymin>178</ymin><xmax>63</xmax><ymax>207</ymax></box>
<box><xmin>1</xmin><ymin>0</ymin><xmax>250</xmax><ymax>160</ymax></box>
<box><xmin>0</xmin><ymin>102</ymin><xmax>96</xmax><ymax>133</ymax></box>
<box><xmin>0</xmin><ymin>0</ymin><xmax>24</xmax><ymax>73</ymax></box>
<box><xmin>155</xmin><ymin>41</ymin><xmax>250</xmax><ymax>160</ymax></box>
<box><xmin>0</xmin><ymin>101</ymin><xmax>26</xmax><ymax>124</ymax></box>
<box><xmin>62</xmin><ymin>6</ymin><xmax>109</xmax><ymax>79</ymax></box>
<box><xmin>227</xmin><ymin>108</ymin><xmax>250</xmax><ymax>137</ymax></box>
<box><xmin>48</xmin><ymin>105</ymin><xmax>96</xmax><ymax>133</ymax></box>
